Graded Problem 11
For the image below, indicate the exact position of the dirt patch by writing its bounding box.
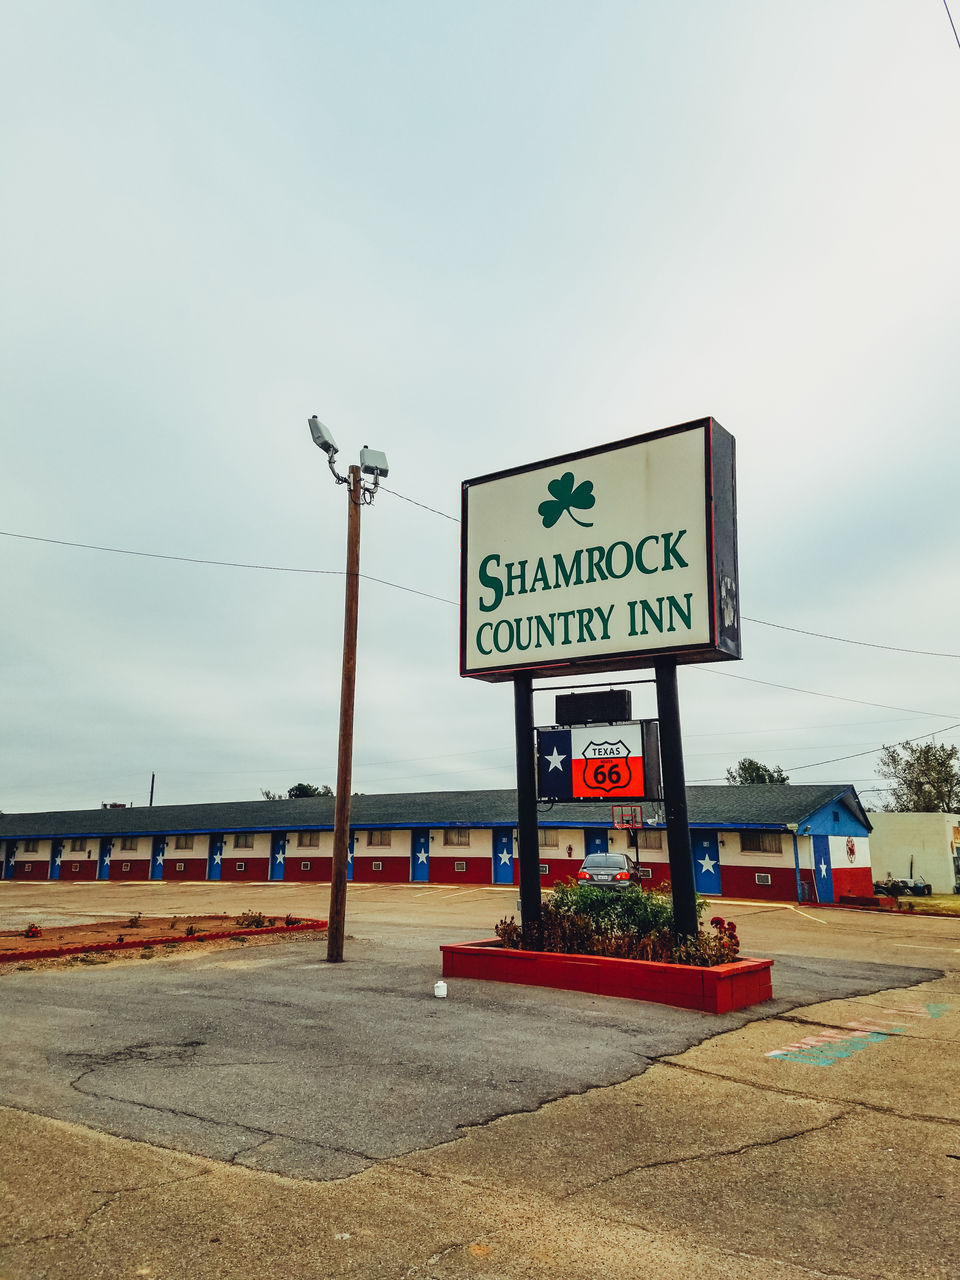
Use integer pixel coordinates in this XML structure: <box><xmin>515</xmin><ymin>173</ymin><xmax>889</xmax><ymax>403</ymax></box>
<box><xmin>0</xmin><ymin>915</ymin><xmax>327</xmax><ymax>973</ymax></box>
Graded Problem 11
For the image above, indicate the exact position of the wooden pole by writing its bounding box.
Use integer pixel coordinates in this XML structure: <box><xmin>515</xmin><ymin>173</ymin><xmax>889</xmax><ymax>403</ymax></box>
<box><xmin>327</xmin><ymin>466</ymin><xmax>362</xmax><ymax>963</ymax></box>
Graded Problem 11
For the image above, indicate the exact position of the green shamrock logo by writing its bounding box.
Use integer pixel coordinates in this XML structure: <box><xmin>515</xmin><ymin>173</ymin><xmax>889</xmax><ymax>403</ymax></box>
<box><xmin>538</xmin><ymin>472</ymin><xmax>596</xmax><ymax>529</ymax></box>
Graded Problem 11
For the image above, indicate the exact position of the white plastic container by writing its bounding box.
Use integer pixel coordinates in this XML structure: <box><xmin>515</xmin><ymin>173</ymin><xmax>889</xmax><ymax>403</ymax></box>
<box><xmin>433</xmin><ymin>980</ymin><xmax>448</xmax><ymax>998</ymax></box>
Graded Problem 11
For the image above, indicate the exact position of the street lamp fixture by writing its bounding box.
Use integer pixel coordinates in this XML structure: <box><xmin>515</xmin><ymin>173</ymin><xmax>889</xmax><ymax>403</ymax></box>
<box><xmin>309</xmin><ymin>415</ymin><xmax>389</xmax><ymax>962</ymax></box>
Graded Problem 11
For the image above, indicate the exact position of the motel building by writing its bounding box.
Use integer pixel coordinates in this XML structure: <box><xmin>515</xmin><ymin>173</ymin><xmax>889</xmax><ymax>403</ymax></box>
<box><xmin>0</xmin><ymin>783</ymin><xmax>873</xmax><ymax>905</ymax></box>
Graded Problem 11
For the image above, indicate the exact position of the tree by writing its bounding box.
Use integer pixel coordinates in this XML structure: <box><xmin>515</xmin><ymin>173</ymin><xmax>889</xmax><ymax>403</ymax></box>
<box><xmin>725</xmin><ymin>758</ymin><xmax>790</xmax><ymax>785</ymax></box>
<box><xmin>260</xmin><ymin>783</ymin><xmax>334</xmax><ymax>800</ymax></box>
<box><xmin>876</xmin><ymin>741</ymin><xmax>960</xmax><ymax>812</ymax></box>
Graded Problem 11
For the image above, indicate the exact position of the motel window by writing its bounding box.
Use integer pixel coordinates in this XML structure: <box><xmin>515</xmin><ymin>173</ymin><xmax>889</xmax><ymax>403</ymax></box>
<box><xmin>538</xmin><ymin>829</ymin><xmax>559</xmax><ymax>847</ymax></box>
<box><xmin>175</xmin><ymin>835</ymin><xmax>194</xmax><ymax>851</ymax></box>
<box><xmin>233</xmin><ymin>833</ymin><xmax>254</xmax><ymax>850</ymax></box>
<box><xmin>24</xmin><ymin>839</ymin><xmax>39</xmax><ymax>853</ymax></box>
<box><xmin>635</xmin><ymin>830</ymin><xmax>663</xmax><ymax>850</ymax></box>
<box><xmin>70</xmin><ymin>838</ymin><xmax>85</xmax><ymax>852</ymax></box>
<box><xmin>297</xmin><ymin>831</ymin><xmax>320</xmax><ymax>848</ymax></box>
<box><xmin>121</xmin><ymin>836</ymin><xmax>138</xmax><ymax>851</ymax></box>
<box><xmin>366</xmin><ymin>830</ymin><xmax>392</xmax><ymax>847</ymax></box>
<box><xmin>443</xmin><ymin>829</ymin><xmax>471</xmax><ymax>847</ymax></box>
<box><xmin>740</xmin><ymin>831</ymin><xmax>783</xmax><ymax>855</ymax></box>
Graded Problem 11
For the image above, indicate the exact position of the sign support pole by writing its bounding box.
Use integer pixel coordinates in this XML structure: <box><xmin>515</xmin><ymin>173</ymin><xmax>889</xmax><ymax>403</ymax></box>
<box><xmin>655</xmin><ymin>661</ymin><xmax>699</xmax><ymax>939</ymax></box>
<box><xmin>513</xmin><ymin>673</ymin><xmax>542</xmax><ymax>948</ymax></box>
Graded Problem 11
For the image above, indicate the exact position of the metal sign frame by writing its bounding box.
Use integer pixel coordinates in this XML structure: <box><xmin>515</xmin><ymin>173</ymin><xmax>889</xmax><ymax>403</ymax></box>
<box><xmin>460</xmin><ymin>417</ymin><xmax>740</xmax><ymax>683</ymax></box>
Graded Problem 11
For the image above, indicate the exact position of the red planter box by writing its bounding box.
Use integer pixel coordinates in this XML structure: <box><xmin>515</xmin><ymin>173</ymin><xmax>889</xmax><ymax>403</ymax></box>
<box><xmin>440</xmin><ymin>939</ymin><xmax>773</xmax><ymax>1014</ymax></box>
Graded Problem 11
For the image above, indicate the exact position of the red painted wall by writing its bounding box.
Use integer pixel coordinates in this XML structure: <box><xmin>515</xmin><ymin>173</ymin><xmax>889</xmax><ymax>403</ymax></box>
<box><xmin>112</xmin><ymin>861</ymin><xmax>151</xmax><ymax>880</ymax></box>
<box><xmin>164</xmin><ymin>858</ymin><xmax>208</xmax><ymax>879</ymax></box>
<box><xmin>284</xmin><ymin>857</ymin><xmax>332</xmax><ymax>882</ymax></box>
<box><xmin>220</xmin><ymin>858</ymin><xmax>270</xmax><ymax>881</ymax></box>
<box><xmin>59</xmin><ymin>861</ymin><xmax>99</xmax><ymax>881</ymax></box>
<box><xmin>719</xmin><ymin>865</ymin><xmax>797</xmax><ymax>901</ymax></box>
<box><xmin>13</xmin><ymin>861</ymin><xmax>51</xmax><ymax>880</ymax></box>
<box><xmin>832</xmin><ymin>866</ymin><xmax>875</xmax><ymax>898</ymax></box>
<box><xmin>429</xmin><ymin>856</ymin><xmax>492</xmax><ymax>885</ymax></box>
<box><xmin>352</xmin><ymin>857</ymin><xmax>410</xmax><ymax>883</ymax></box>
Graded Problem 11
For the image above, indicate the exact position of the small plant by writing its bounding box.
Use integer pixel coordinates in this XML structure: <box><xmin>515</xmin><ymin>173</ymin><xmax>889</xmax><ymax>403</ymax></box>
<box><xmin>267</xmin><ymin>918</ymin><xmax>277</xmax><ymax>927</ymax></box>
<box><xmin>169</xmin><ymin>917</ymin><xmax>179</xmax><ymax>930</ymax></box>
<box><xmin>24</xmin><ymin>923</ymin><xmax>42</xmax><ymax>939</ymax></box>
<box><xmin>128</xmin><ymin>913</ymin><xmax>142</xmax><ymax>928</ymax></box>
<box><xmin>115</xmin><ymin>935</ymin><xmax>125</xmax><ymax>943</ymax></box>
<box><xmin>185</xmin><ymin>924</ymin><xmax>198</xmax><ymax>937</ymax></box>
<box><xmin>236</xmin><ymin>909</ymin><xmax>266</xmax><ymax>928</ymax></box>
<box><xmin>284</xmin><ymin>914</ymin><xmax>301</xmax><ymax>926</ymax></box>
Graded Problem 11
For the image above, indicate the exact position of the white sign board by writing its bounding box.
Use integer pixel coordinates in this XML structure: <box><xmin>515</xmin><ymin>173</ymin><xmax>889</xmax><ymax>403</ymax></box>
<box><xmin>460</xmin><ymin>418</ymin><xmax>739</xmax><ymax>682</ymax></box>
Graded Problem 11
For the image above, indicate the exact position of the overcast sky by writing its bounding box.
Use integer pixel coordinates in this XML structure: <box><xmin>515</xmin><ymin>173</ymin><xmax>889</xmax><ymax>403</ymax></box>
<box><xmin>2</xmin><ymin>1</ymin><xmax>958</xmax><ymax>816</ymax></box>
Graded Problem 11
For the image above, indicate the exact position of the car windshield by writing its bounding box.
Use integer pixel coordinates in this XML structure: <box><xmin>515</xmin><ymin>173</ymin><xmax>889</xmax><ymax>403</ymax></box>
<box><xmin>583</xmin><ymin>856</ymin><xmax>625</xmax><ymax>869</ymax></box>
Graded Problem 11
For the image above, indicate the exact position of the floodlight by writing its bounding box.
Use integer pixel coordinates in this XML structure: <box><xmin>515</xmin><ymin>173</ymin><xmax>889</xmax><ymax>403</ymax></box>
<box><xmin>308</xmin><ymin>415</ymin><xmax>338</xmax><ymax>457</ymax></box>
<box><xmin>359</xmin><ymin>446</ymin><xmax>389</xmax><ymax>479</ymax></box>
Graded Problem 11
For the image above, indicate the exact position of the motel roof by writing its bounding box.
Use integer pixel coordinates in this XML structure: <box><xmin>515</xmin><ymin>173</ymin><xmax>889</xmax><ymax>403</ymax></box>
<box><xmin>0</xmin><ymin>784</ymin><xmax>870</xmax><ymax>840</ymax></box>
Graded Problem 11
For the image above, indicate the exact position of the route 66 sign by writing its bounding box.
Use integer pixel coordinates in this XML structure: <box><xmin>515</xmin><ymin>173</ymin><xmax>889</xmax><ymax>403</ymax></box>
<box><xmin>536</xmin><ymin>720</ymin><xmax>661</xmax><ymax>802</ymax></box>
<box><xmin>580</xmin><ymin>741</ymin><xmax>632</xmax><ymax>794</ymax></box>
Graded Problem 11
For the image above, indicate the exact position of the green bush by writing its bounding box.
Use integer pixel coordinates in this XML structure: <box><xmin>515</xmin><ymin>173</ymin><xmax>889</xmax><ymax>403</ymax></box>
<box><xmin>494</xmin><ymin>881</ymin><xmax>741</xmax><ymax>967</ymax></box>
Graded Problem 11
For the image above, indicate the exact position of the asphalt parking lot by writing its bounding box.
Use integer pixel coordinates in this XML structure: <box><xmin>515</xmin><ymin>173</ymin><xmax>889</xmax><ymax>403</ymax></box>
<box><xmin>1</xmin><ymin>882</ymin><xmax>958</xmax><ymax>1279</ymax></box>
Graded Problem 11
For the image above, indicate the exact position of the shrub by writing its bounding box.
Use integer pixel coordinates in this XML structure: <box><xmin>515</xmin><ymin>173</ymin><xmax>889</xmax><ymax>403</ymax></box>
<box><xmin>494</xmin><ymin>882</ymin><xmax>741</xmax><ymax>967</ymax></box>
<box><xmin>236</xmin><ymin>910</ymin><xmax>266</xmax><ymax>928</ymax></box>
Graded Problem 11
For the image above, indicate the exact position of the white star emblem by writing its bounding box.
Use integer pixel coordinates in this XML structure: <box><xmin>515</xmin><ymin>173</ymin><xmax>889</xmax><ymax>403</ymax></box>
<box><xmin>499</xmin><ymin>850</ymin><xmax>512</xmax><ymax>865</ymax></box>
<box><xmin>818</xmin><ymin>859</ymin><xmax>828</xmax><ymax>878</ymax></box>
<box><xmin>213</xmin><ymin>851</ymin><xmax>221</xmax><ymax>865</ymax></box>
<box><xmin>102</xmin><ymin>853</ymin><xmax>111</xmax><ymax>865</ymax></box>
<box><xmin>155</xmin><ymin>851</ymin><xmax>164</xmax><ymax>864</ymax></box>
<box><xmin>545</xmin><ymin>747</ymin><xmax>566</xmax><ymax>772</ymax></box>
<box><xmin>54</xmin><ymin>855</ymin><xmax>61</xmax><ymax>867</ymax></box>
<box><xmin>275</xmin><ymin>849</ymin><xmax>285</xmax><ymax>863</ymax></box>
<box><xmin>698</xmin><ymin>852</ymin><xmax>717</xmax><ymax>875</ymax></box>
<box><xmin>417</xmin><ymin>850</ymin><xmax>428</xmax><ymax>863</ymax></box>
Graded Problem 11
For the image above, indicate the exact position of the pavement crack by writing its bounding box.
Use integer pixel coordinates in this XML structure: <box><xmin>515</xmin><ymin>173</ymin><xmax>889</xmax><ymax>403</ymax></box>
<box><xmin>661</xmin><ymin>1059</ymin><xmax>960</xmax><ymax>1128</ymax></box>
<box><xmin>578</xmin><ymin>1108</ymin><xmax>853</xmax><ymax>1194</ymax></box>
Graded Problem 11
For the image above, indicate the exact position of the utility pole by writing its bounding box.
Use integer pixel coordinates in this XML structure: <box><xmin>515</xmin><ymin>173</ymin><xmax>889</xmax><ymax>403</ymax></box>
<box><xmin>307</xmin><ymin>417</ymin><xmax>389</xmax><ymax>964</ymax></box>
<box><xmin>327</xmin><ymin>465</ymin><xmax>361</xmax><ymax>963</ymax></box>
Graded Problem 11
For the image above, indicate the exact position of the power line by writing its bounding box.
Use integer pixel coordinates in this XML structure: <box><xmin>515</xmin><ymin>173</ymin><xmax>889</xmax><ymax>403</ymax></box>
<box><xmin>695</xmin><ymin>667</ymin><xmax>959</xmax><ymax>719</ymax></box>
<box><xmin>742</xmin><ymin>616</ymin><xmax>960</xmax><ymax>659</ymax></box>
<box><xmin>379</xmin><ymin>486</ymin><xmax>460</xmax><ymax>523</ymax></box>
<box><xmin>944</xmin><ymin>0</ymin><xmax>960</xmax><ymax>52</ymax></box>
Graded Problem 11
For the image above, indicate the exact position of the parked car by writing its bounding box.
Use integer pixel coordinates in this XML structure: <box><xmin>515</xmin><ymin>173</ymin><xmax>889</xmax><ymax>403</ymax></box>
<box><xmin>577</xmin><ymin>852</ymin><xmax>642</xmax><ymax>889</ymax></box>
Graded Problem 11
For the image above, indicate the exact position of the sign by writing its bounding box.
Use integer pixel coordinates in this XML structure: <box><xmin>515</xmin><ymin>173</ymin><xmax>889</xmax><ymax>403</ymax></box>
<box><xmin>460</xmin><ymin>418</ymin><xmax>740</xmax><ymax>682</ymax></box>
<box><xmin>536</xmin><ymin>720</ymin><xmax>661</xmax><ymax>802</ymax></box>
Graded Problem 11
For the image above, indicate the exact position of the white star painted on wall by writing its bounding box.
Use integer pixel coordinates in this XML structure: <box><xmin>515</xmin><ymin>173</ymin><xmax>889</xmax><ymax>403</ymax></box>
<box><xmin>545</xmin><ymin>747</ymin><xmax>566</xmax><ymax>772</ymax></box>
<box><xmin>697</xmin><ymin>852</ymin><xmax>717</xmax><ymax>875</ymax></box>
<box><xmin>417</xmin><ymin>850</ymin><xmax>428</xmax><ymax>863</ymax></box>
<box><xmin>213</xmin><ymin>852</ymin><xmax>221</xmax><ymax>865</ymax></box>
<box><xmin>499</xmin><ymin>850</ymin><xmax>512</xmax><ymax>865</ymax></box>
<box><xmin>102</xmin><ymin>853</ymin><xmax>111</xmax><ymax>866</ymax></box>
<box><xmin>818</xmin><ymin>859</ymin><xmax>828</xmax><ymax>878</ymax></box>
<box><xmin>275</xmin><ymin>850</ymin><xmax>285</xmax><ymax>863</ymax></box>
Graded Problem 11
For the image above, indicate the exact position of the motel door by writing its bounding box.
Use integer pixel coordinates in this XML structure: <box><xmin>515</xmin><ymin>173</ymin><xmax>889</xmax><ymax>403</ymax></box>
<box><xmin>812</xmin><ymin>835</ymin><xmax>835</xmax><ymax>904</ymax></box>
<box><xmin>97</xmin><ymin>838</ymin><xmax>113</xmax><ymax>881</ymax></box>
<box><xmin>411</xmin><ymin>829</ymin><xmax>430</xmax><ymax>882</ymax></box>
<box><xmin>585</xmin><ymin>830</ymin><xmax>608</xmax><ymax>856</ymax></box>
<box><xmin>50</xmin><ymin>839</ymin><xmax>63</xmax><ymax>880</ymax></box>
<box><xmin>269</xmin><ymin>832</ymin><xmax>287</xmax><ymax>881</ymax></box>
<box><xmin>150</xmin><ymin>836</ymin><xmax>166</xmax><ymax>880</ymax></box>
<box><xmin>207</xmin><ymin>834</ymin><xmax>223</xmax><ymax>881</ymax></box>
<box><xmin>693</xmin><ymin>832</ymin><xmax>721</xmax><ymax>896</ymax></box>
<box><xmin>2</xmin><ymin>842</ymin><xmax>15</xmax><ymax>880</ymax></box>
<box><xmin>492</xmin><ymin>828</ymin><xmax>514</xmax><ymax>884</ymax></box>
<box><xmin>347</xmin><ymin>832</ymin><xmax>354</xmax><ymax>881</ymax></box>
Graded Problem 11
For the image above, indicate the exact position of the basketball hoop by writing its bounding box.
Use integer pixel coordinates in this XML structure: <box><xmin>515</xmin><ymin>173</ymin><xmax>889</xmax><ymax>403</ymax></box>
<box><xmin>611</xmin><ymin>804</ymin><xmax>642</xmax><ymax>830</ymax></box>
